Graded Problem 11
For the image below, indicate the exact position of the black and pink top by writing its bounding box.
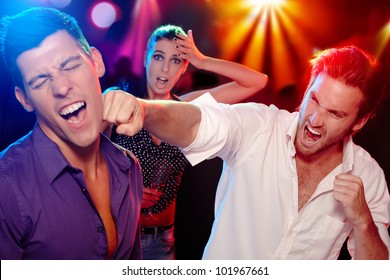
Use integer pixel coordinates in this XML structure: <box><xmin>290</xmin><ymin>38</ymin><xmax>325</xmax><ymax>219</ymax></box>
<box><xmin>113</xmin><ymin>129</ymin><xmax>189</xmax><ymax>215</ymax></box>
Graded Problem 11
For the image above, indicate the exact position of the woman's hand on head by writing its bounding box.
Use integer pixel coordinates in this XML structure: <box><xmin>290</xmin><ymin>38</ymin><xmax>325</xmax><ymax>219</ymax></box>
<box><xmin>174</xmin><ymin>30</ymin><xmax>206</xmax><ymax>69</ymax></box>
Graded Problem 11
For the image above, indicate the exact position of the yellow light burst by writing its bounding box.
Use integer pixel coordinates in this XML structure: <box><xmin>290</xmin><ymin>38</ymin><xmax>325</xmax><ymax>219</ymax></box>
<box><xmin>246</xmin><ymin>0</ymin><xmax>286</xmax><ymax>8</ymax></box>
<box><xmin>210</xmin><ymin>0</ymin><xmax>314</xmax><ymax>97</ymax></box>
<box><xmin>376</xmin><ymin>20</ymin><xmax>390</xmax><ymax>57</ymax></box>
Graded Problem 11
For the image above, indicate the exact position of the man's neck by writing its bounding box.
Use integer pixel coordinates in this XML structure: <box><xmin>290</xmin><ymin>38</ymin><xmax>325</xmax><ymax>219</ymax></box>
<box><xmin>60</xmin><ymin>136</ymin><xmax>103</xmax><ymax>176</ymax></box>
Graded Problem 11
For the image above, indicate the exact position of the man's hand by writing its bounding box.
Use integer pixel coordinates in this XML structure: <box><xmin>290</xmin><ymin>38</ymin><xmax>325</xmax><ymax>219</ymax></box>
<box><xmin>102</xmin><ymin>89</ymin><xmax>144</xmax><ymax>136</ymax></box>
<box><xmin>333</xmin><ymin>173</ymin><xmax>389</xmax><ymax>259</ymax></box>
<box><xmin>333</xmin><ymin>173</ymin><xmax>372</xmax><ymax>228</ymax></box>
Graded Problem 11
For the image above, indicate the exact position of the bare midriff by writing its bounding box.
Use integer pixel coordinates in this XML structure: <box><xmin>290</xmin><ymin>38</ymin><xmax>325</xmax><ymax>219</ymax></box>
<box><xmin>140</xmin><ymin>201</ymin><xmax>176</xmax><ymax>227</ymax></box>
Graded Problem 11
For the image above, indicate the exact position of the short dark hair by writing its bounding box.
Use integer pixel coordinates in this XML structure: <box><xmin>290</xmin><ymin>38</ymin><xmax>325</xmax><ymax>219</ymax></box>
<box><xmin>308</xmin><ymin>46</ymin><xmax>384</xmax><ymax>120</ymax></box>
<box><xmin>0</xmin><ymin>7</ymin><xmax>91</xmax><ymax>90</ymax></box>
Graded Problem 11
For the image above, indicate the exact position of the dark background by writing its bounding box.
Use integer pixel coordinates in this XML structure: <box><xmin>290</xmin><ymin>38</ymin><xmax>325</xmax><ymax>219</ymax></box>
<box><xmin>1</xmin><ymin>0</ymin><xmax>389</xmax><ymax>151</ymax></box>
<box><xmin>0</xmin><ymin>0</ymin><xmax>389</xmax><ymax>259</ymax></box>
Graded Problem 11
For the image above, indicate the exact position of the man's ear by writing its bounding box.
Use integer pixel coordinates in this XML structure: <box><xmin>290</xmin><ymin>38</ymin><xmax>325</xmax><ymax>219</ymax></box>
<box><xmin>352</xmin><ymin>114</ymin><xmax>370</xmax><ymax>133</ymax></box>
<box><xmin>90</xmin><ymin>47</ymin><xmax>105</xmax><ymax>77</ymax></box>
<box><xmin>15</xmin><ymin>87</ymin><xmax>34</xmax><ymax>112</ymax></box>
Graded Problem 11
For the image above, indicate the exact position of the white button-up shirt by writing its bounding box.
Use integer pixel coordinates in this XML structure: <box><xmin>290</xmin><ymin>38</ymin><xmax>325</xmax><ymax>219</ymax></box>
<box><xmin>182</xmin><ymin>93</ymin><xmax>390</xmax><ymax>260</ymax></box>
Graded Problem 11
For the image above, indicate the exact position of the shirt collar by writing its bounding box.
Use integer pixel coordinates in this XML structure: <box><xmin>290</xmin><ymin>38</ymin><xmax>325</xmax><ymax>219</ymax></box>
<box><xmin>32</xmin><ymin>124</ymin><xmax>69</xmax><ymax>184</ymax></box>
<box><xmin>286</xmin><ymin>112</ymin><xmax>299</xmax><ymax>142</ymax></box>
<box><xmin>286</xmin><ymin>112</ymin><xmax>299</xmax><ymax>156</ymax></box>
<box><xmin>32</xmin><ymin>125</ymin><xmax>133</xmax><ymax>184</ymax></box>
<box><xmin>100</xmin><ymin>133</ymin><xmax>134</xmax><ymax>172</ymax></box>
<box><xmin>341</xmin><ymin>136</ymin><xmax>354</xmax><ymax>172</ymax></box>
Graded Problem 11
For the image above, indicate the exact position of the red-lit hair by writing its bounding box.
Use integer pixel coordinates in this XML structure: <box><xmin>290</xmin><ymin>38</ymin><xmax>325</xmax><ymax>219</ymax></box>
<box><xmin>308</xmin><ymin>46</ymin><xmax>384</xmax><ymax>120</ymax></box>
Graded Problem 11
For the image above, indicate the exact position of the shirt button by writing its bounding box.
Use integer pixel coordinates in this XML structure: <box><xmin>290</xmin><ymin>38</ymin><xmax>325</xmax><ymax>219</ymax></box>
<box><xmin>97</xmin><ymin>226</ymin><xmax>104</xmax><ymax>233</ymax></box>
<box><xmin>82</xmin><ymin>188</ymin><xmax>86</xmax><ymax>192</ymax></box>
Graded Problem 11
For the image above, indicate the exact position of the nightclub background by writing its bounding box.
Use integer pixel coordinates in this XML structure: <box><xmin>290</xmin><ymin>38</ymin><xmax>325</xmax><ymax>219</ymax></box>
<box><xmin>0</xmin><ymin>0</ymin><xmax>389</xmax><ymax>259</ymax></box>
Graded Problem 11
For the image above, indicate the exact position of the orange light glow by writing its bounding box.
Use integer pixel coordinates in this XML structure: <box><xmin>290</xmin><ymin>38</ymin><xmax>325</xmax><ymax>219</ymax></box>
<box><xmin>210</xmin><ymin>0</ymin><xmax>313</xmax><ymax>93</ymax></box>
<box><xmin>376</xmin><ymin>20</ymin><xmax>390</xmax><ymax>58</ymax></box>
<box><xmin>246</xmin><ymin>0</ymin><xmax>286</xmax><ymax>8</ymax></box>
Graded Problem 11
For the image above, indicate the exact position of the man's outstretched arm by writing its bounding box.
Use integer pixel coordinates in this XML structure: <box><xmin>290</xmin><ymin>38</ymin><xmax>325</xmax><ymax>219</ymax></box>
<box><xmin>102</xmin><ymin>89</ymin><xmax>201</xmax><ymax>147</ymax></box>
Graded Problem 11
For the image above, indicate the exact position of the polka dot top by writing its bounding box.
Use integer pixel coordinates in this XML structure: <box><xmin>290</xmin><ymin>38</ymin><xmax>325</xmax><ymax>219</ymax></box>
<box><xmin>113</xmin><ymin>129</ymin><xmax>189</xmax><ymax>215</ymax></box>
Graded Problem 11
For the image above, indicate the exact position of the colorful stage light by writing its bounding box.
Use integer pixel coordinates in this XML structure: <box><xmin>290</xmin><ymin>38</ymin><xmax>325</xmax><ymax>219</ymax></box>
<box><xmin>50</xmin><ymin>0</ymin><xmax>72</xmax><ymax>8</ymax></box>
<box><xmin>90</xmin><ymin>2</ymin><xmax>118</xmax><ymax>29</ymax></box>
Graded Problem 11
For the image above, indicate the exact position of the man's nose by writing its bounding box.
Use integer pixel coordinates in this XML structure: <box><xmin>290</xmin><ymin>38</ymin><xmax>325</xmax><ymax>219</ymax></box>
<box><xmin>309</xmin><ymin>110</ymin><xmax>325</xmax><ymax>127</ymax></box>
<box><xmin>51</xmin><ymin>73</ymin><xmax>72</xmax><ymax>97</ymax></box>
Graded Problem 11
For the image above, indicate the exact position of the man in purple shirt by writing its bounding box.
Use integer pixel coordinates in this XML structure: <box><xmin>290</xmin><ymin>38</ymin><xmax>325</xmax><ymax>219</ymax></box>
<box><xmin>0</xmin><ymin>7</ymin><xmax>142</xmax><ymax>259</ymax></box>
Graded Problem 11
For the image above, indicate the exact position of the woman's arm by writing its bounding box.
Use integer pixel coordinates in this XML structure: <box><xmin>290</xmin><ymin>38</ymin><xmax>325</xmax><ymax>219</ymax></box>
<box><xmin>175</xmin><ymin>30</ymin><xmax>268</xmax><ymax>104</ymax></box>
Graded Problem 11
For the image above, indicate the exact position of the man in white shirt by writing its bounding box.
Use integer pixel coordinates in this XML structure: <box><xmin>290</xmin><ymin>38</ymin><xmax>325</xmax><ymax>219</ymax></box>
<box><xmin>103</xmin><ymin>46</ymin><xmax>390</xmax><ymax>259</ymax></box>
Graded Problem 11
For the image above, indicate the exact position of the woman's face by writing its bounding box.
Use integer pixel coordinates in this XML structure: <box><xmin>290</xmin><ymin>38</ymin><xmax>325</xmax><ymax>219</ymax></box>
<box><xmin>144</xmin><ymin>38</ymin><xmax>188</xmax><ymax>100</ymax></box>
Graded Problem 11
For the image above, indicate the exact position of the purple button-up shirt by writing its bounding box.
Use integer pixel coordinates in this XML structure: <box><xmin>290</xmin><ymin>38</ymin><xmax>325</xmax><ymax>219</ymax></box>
<box><xmin>0</xmin><ymin>124</ymin><xmax>142</xmax><ymax>259</ymax></box>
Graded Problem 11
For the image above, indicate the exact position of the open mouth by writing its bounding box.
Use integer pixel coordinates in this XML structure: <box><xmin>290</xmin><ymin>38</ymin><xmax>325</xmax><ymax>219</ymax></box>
<box><xmin>157</xmin><ymin>77</ymin><xmax>168</xmax><ymax>83</ymax></box>
<box><xmin>156</xmin><ymin>77</ymin><xmax>168</xmax><ymax>88</ymax></box>
<box><xmin>60</xmin><ymin>101</ymin><xmax>86</xmax><ymax>124</ymax></box>
<box><xmin>304</xmin><ymin>125</ymin><xmax>321</xmax><ymax>142</ymax></box>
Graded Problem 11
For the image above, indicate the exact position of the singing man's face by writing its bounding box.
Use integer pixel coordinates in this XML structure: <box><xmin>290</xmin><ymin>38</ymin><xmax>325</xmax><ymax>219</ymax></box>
<box><xmin>15</xmin><ymin>30</ymin><xmax>106</xmax><ymax>150</ymax></box>
<box><xmin>295</xmin><ymin>73</ymin><xmax>367</xmax><ymax>159</ymax></box>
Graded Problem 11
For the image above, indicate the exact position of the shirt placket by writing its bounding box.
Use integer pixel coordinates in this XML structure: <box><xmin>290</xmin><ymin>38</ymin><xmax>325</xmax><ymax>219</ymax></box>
<box><xmin>273</xmin><ymin>143</ymin><xmax>301</xmax><ymax>259</ymax></box>
<box><xmin>72</xmin><ymin>168</ymin><xmax>108</xmax><ymax>257</ymax></box>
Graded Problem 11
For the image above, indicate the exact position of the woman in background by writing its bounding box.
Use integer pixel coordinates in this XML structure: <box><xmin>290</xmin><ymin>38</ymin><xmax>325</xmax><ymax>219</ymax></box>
<box><xmin>110</xmin><ymin>24</ymin><xmax>268</xmax><ymax>259</ymax></box>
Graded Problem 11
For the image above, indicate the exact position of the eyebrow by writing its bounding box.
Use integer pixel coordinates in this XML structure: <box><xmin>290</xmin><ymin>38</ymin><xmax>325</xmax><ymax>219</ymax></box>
<box><xmin>153</xmin><ymin>50</ymin><xmax>165</xmax><ymax>54</ymax></box>
<box><xmin>60</xmin><ymin>55</ymin><xmax>82</xmax><ymax>69</ymax></box>
<box><xmin>27</xmin><ymin>73</ymin><xmax>48</xmax><ymax>86</ymax></box>
<box><xmin>153</xmin><ymin>50</ymin><xmax>180</xmax><ymax>57</ymax></box>
<box><xmin>27</xmin><ymin>55</ymin><xmax>82</xmax><ymax>86</ymax></box>
<box><xmin>328</xmin><ymin>108</ymin><xmax>347</xmax><ymax>117</ymax></box>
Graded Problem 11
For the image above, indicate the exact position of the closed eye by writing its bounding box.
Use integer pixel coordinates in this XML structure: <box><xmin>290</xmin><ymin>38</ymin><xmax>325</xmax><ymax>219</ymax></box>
<box><xmin>329</xmin><ymin>110</ymin><xmax>345</xmax><ymax>119</ymax></box>
<box><xmin>29</xmin><ymin>74</ymin><xmax>50</xmax><ymax>90</ymax></box>
<box><xmin>28</xmin><ymin>55</ymin><xmax>82</xmax><ymax>90</ymax></box>
<box><xmin>61</xmin><ymin>55</ymin><xmax>82</xmax><ymax>72</ymax></box>
<box><xmin>310</xmin><ymin>94</ymin><xmax>346</xmax><ymax>119</ymax></box>
<box><xmin>63</xmin><ymin>63</ymin><xmax>81</xmax><ymax>72</ymax></box>
<box><xmin>62</xmin><ymin>63</ymin><xmax>81</xmax><ymax>72</ymax></box>
<box><xmin>309</xmin><ymin>95</ymin><xmax>319</xmax><ymax>106</ymax></box>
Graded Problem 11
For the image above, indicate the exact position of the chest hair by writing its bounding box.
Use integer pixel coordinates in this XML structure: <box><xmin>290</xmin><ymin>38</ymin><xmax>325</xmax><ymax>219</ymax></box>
<box><xmin>296</xmin><ymin>157</ymin><xmax>341</xmax><ymax>212</ymax></box>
